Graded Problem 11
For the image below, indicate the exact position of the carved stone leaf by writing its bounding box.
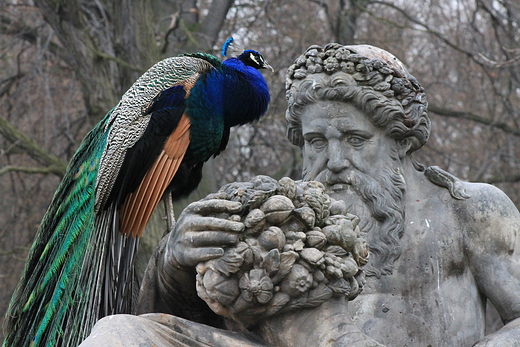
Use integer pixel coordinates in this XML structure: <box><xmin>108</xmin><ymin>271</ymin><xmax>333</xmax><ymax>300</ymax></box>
<box><xmin>231</xmin><ymin>293</ymin><xmax>254</xmax><ymax>314</ymax></box>
<box><xmin>299</xmin><ymin>182</ymin><xmax>330</xmax><ymax>224</ymax></box>
<box><xmin>250</xmin><ymin>245</ymin><xmax>264</xmax><ymax>264</ymax></box>
<box><xmin>346</xmin><ymin>276</ymin><xmax>360</xmax><ymax>300</ymax></box>
<box><xmin>300</xmin><ymin>247</ymin><xmax>323</xmax><ymax>266</ymax></box>
<box><xmin>324</xmin><ymin>245</ymin><xmax>348</xmax><ymax>257</ymax></box>
<box><xmin>245</xmin><ymin>175</ymin><xmax>279</xmax><ymax>209</ymax></box>
<box><xmin>242</xmin><ymin>250</ymin><xmax>254</xmax><ymax>269</ymax></box>
<box><xmin>292</xmin><ymin>239</ymin><xmax>305</xmax><ymax>251</ymax></box>
<box><xmin>353</xmin><ymin>239</ymin><xmax>370</xmax><ymax>266</ymax></box>
<box><xmin>281</xmin><ymin>220</ymin><xmax>306</xmax><ymax>235</ymax></box>
<box><xmin>246</xmin><ymin>190</ymin><xmax>274</xmax><ymax>210</ymax></box>
<box><xmin>271</xmin><ymin>251</ymin><xmax>297</xmax><ymax>284</ymax></box>
<box><xmin>263</xmin><ymin>248</ymin><xmax>281</xmax><ymax>277</ymax></box>
<box><xmin>235</xmin><ymin>241</ymin><xmax>250</xmax><ymax>253</ymax></box>
<box><xmin>293</xmin><ymin>206</ymin><xmax>316</xmax><ymax>229</ymax></box>
<box><xmin>340</xmin><ymin>256</ymin><xmax>359</xmax><ymax>278</ymax></box>
<box><xmin>283</xmin><ymin>292</ymin><xmax>309</xmax><ymax>312</ymax></box>
<box><xmin>265</xmin><ymin>292</ymin><xmax>291</xmax><ymax>316</ymax></box>
<box><xmin>236</xmin><ymin>242</ymin><xmax>255</xmax><ymax>268</ymax></box>
<box><xmin>280</xmin><ymin>251</ymin><xmax>297</xmax><ymax>273</ymax></box>
<box><xmin>213</xmin><ymin>249</ymin><xmax>244</xmax><ymax>276</ymax></box>
<box><xmin>306</xmin><ymin>283</ymin><xmax>333</xmax><ymax>307</ymax></box>
<box><xmin>251</xmin><ymin>175</ymin><xmax>279</xmax><ymax>191</ymax></box>
<box><xmin>277</xmin><ymin>177</ymin><xmax>297</xmax><ymax>201</ymax></box>
<box><xmin>328</xmin><ymin>278</ymin><xmax>351</xmax><ymax>296</ymax></box>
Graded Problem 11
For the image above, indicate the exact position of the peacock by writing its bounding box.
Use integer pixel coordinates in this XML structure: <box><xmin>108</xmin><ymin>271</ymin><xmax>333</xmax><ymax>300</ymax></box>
<box><xmin>3</xmin><ymin>38</ymin><xmax>271</xmax><ymax>347</ymax></box>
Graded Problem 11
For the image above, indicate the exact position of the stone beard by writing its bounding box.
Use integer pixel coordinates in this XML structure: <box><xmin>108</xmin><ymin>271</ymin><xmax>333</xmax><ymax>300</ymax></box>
<box><xmin>306</xmin><ymin>150</ymin><xmax>406</xmax><ymax>278</ymax></box>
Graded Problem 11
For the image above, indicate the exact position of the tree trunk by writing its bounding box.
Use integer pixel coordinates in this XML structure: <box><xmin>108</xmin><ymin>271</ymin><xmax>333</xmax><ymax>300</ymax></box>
<box><xmin>34</xmin><ymin>0</ymin><xmax>161</xmax><ymax>122</ymax></box>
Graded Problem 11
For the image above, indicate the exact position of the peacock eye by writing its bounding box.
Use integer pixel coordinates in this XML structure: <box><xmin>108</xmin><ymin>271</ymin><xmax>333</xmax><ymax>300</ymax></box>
<box><xmin>249</xmin><ymin>53</ymin><xmax>260</xmax><ymax>65</ymax></box>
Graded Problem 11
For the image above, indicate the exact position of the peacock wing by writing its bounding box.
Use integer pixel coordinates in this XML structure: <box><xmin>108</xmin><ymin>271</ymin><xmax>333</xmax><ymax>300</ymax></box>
<box><xmin>94</xmin><ymin>56</ymin><xmax>215</xmax><ymax>213</ymax></box>
<box><xmin>94</xmin><ymin>78</ymin><xmax>198</xmax><ymax>319</ymax></box>
<box><xmin>119</xmin><ymin>113</ymin><xmax>191</xmax><ymax>238</ymax></box>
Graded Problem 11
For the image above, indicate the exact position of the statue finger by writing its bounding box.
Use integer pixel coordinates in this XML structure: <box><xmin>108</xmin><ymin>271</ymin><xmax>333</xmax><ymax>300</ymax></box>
<box><xmin>185</xmin><ymin>216</ymin><xmax>244</xmax><ymax>233</ymax></box>
<box><xmin>186</xmin><ymin>247</ymin><xmax>225</xmax><ymax>265</ymax></box>
<box><xmin>185</xmin><ymin>199</ymin><xmax>243</xmax><ymax>216</ymax></box>
<box><xmin>186</xmin><ymin>231</ymin><xmax>239</xmax><ymax>247</ymax></box>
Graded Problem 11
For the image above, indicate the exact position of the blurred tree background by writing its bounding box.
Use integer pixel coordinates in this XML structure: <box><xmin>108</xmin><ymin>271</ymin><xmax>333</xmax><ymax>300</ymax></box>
<box><xmin>0</xmin><ymin>0</ymin><xmax>518</xmax><ymax>341</ymax></box>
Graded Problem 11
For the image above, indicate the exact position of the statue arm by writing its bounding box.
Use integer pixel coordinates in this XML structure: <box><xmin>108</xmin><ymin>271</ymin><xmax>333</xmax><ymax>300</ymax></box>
<box><xmin>463</xmin><ymin>183</ymin><xmax>520</xmax><ymax>346</ymax></box>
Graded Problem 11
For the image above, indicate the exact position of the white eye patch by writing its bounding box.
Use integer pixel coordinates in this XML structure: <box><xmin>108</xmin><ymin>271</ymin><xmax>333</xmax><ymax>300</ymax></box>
<box><xmin>249</xmin><ymin>53</ymin><xmax>263</xmax><ymax>65</ymax></box>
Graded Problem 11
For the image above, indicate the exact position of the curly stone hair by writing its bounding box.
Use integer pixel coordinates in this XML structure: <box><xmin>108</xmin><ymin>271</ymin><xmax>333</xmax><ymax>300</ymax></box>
<box><xmin>286</xmin><ymin>43</ymin><xmax>431</xmax><ymax>159</ymax></box>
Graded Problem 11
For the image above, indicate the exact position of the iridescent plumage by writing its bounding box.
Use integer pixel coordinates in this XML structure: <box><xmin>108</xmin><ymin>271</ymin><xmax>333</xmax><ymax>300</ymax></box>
<box><xmin>4</xmin><ymin>42</ymin><xmax>271</xmax><ymax>347</ymax></box>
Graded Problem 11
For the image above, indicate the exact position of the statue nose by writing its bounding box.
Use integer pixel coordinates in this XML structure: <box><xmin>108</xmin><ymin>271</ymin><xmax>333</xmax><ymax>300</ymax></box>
<box><xmin>326</xmin><ymin>143</ymin><xmax>350</xmax><ymax>173</ymax></box>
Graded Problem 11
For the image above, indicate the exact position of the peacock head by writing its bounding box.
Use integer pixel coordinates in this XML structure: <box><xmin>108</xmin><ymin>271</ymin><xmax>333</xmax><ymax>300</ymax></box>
<box><xmin>222</xmin><ymin>37</ymin><xmax>273</xmax><ymax>71</ymax></box>
<box><xmin>237</xmin><ymin>50</ymin><xmax>274</xmax><ymax>71</ymax></box>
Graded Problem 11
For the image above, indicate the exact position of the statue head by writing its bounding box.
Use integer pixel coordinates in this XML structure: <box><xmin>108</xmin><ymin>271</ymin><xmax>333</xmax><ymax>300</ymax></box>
<box><xmin>285</xmin><ymin>44</ymin><xmax>430</xmax><ymax>277</ymax></box>
<box><xmin>286</xmin><ymin>43</ymin><xmax>430</xmax><ymax>159</ymax></box>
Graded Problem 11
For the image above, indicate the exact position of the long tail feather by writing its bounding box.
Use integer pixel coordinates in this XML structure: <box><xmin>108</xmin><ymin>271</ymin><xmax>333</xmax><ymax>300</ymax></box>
<box><xmin>3</xmin><ymin>112</ymin><xmax>138</xmax><ymax>347</ymax></box>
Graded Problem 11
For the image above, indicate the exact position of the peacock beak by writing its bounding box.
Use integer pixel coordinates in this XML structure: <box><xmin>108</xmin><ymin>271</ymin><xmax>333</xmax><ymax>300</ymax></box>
<box><xmin>262</xmin><ymin>62</ymin><xmax>274</xmax><ymax>72</ymax></box>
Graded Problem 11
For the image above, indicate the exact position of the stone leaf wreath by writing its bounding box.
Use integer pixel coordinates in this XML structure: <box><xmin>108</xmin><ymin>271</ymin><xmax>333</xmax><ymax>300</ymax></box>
<box><xmin>195</xmin><ymin>175</ymin><xmax>369</xmax><ymax>326</ymax></box>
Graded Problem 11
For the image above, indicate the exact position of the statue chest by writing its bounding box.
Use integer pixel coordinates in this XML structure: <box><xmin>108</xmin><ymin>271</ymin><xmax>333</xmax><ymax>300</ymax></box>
<box><xmin>348</xmin><ymin>206</ymin><xmax>486</xmax><ymax>346</ymax></box>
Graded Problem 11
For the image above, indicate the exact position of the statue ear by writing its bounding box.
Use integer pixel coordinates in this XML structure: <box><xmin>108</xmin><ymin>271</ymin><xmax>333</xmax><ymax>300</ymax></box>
<box><xmin>397</xmin><ymin>138</ymin><xmax>412</xmax><ymax>159</ymax></box>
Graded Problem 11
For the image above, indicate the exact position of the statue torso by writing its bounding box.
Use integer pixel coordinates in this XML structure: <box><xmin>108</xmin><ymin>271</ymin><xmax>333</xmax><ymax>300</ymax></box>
<box><xmin>349</xmin><ymin>178</ymin><xmax>486</xmax><ymax>346</ymax></box>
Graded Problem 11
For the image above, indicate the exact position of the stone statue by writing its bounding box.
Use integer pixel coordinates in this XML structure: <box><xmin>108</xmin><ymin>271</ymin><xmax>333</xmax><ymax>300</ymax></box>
<box><xmin>80</xmin><ymin>44</ymin><xmax>520</xmax><ymax>347</ymax></box>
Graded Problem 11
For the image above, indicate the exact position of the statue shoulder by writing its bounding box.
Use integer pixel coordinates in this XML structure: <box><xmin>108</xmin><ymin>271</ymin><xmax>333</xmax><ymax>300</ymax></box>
<box><xmin>460</xmin><ymin>180</ymin><xmax>518</xmax><ymax>215</ymax></box>
<box><xmin>455</xmin><ymin>181</ymin><xmax>519</xmax><ymax>255</ymax></box>
<box><xmin>424</xmin><ymin>166</ymin><xmax>519</xmax><ymax>248</ymax></box>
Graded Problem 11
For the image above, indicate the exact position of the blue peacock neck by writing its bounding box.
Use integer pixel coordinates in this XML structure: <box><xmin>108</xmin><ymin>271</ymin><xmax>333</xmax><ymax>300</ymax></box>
<box><xmin>222</xmin><ymin>58</ymin><xmax>270</xmax><ymax>128</ymax></box>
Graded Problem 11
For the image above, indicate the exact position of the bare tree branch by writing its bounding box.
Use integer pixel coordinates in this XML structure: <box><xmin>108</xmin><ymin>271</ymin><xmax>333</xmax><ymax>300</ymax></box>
<box><xmin>0</xmin><ymin>165</ymin><xmax>65</xmax><ymax>176</ymax></box>
<box><xmin>0</xmin><ymin>246</ymin><xmax>31</xmax><ymax>257</ymax></box>
<box><xmin>428</xmin><ymin>104</ymin><xmax>520</xmax><ymax>137</ymax></box>
<box><xmin>486</xmin><ymin>173</ymin><xmax>520</xmax><ymax>184</ymax></box>
<box><xmin>363</xmin><ymin>1</ymin><xmax>483</xmax><ymax>65</ymax></box>
<box><xmin>0</xmin><ymin>116</ymin><xmax>67</xmax><ymax>177</ymax></box>
<box><xmin>477</xmin><ymin>52</ymin><xmax>520</xmax><ymax>68</ymax></box>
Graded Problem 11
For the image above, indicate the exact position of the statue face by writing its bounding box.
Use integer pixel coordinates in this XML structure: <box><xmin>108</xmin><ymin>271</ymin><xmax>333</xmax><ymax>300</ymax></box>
<box><xmin>301</xmin><ymin>101</ymin><xmax>399</xmax><ymax>199</ymax></box>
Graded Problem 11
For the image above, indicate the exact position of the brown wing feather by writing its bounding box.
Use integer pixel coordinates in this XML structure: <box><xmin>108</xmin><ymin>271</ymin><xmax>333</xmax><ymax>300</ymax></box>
<box><xmin>119</xmin><ymin>114</ymin><xmax>191</xmax><ymax>238</ymax></box>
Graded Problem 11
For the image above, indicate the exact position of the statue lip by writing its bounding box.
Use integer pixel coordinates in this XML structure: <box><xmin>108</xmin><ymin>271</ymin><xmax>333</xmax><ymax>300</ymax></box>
<box><xmin>327</xmin><ymin>183</ymin><xmax>349</xmax><ymax>192</ymax></box>
<box><xmin>324</xmin><ymin>174</ymin><xmax>351</xmax><ymax>192</ymax></box>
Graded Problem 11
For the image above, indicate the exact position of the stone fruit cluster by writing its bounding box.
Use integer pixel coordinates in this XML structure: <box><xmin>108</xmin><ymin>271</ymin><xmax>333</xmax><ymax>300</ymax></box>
<box><xmin>195</xmin><ymin>175</ymin><xmax>369</xmax><ymax>325</ymax></box>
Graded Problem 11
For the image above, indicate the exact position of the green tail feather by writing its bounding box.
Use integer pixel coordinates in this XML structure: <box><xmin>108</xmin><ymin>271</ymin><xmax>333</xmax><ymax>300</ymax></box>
<box><xmin>3</xmin><ymin>113</ymin><xmax>112</xmax><ymax>347</ymax></box>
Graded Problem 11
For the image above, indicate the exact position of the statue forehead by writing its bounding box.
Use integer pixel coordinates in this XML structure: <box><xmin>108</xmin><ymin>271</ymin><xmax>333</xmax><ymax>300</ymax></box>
<box><xmin>301</xmin><ymin>101</ymin><xmax>377</xmax><ymax>133</ymax></box>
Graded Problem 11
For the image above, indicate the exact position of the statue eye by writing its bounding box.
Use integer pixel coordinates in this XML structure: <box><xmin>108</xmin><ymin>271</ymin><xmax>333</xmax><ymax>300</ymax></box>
<box><xmin>347</xmin><ymin>136</ymin><xmax>366</xmax><ymax>147</ymax></box>
<box><xmin>308</xmin><ymin>137</ymin><xmax>327</xmax><ymax>150</ymax></box>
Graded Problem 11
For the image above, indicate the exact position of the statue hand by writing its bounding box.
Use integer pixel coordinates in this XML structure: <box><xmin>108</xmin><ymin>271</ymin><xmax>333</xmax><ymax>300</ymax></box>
<box><xmin>167</xmin><ymin>199</ymin><xmax>245</xmax><ymax>268</ymax></box>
